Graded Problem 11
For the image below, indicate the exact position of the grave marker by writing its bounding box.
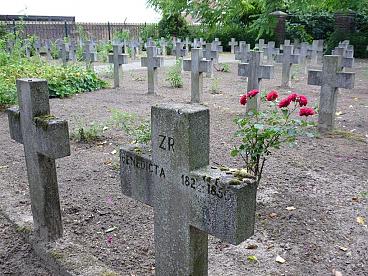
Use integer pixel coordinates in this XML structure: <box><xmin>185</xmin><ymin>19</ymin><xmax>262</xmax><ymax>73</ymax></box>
<box><xmin>276</xmin><ymin>45</ymin><xmax>300</xmax><ymax>88</ymax></box>
<box><xmin>120</xmin><ymin>103</ymin><xmax>257</xmax><ymax>275</ymax></box>
<box><xmin>84</xmin><ymin>41</ymin><xmax>97</xmax><ymax>71</ymax></box>
<box><xmin>235</xmin><ymin>42</ymin><xmax>250</xmax><ymax>63</ymax></box>
<box><xmin>228</xmin><ymin>38</ymin><xmax>238</xmax><ymax>54</ymax></box>
<box><xmin>68</xmin><ymin>41</ymin><xmax>77</xmax><ymax>62</ymax></box>
<box><xmin>264</xmin><ymin>41</ymin><xmax>278</xmax><ymax>63</ymax></box>
<box><xmin>308</xmin><ymin>55</ymin><xmax>355</xmax><ymax>132</ymax></box>
<box><xmin>238</xmin><ymin>50</ymin><xmax>274</xmax><ymax>112</ymax></box>
<box><xmin>109</xmin><ymin>44</ymin><xmax>129</xmax><ymax>88</ymax></box>
<box><xmin>331</xmin><ymin>47</ymin><xmax>354</xmax><ymax>69</ymax></box>
<box><xmin>183</xmin><ymin>48</ymin><xmax>211</xmax><ymax>103</ymax></box>
<box><xmin>7</xmin><ymin>79</ymin><xmax>70</xmax><ymax>241</ymax></box>
<box><xmin>141</xmin><ymin>46</ymin><xmax>164</xmax><ymax>95</ymax></box>
<box><xmin>203</xmin><ymin>43</ymin><xmax>218</xmax><ymax>77</ymax></box>
<box><xmin>159</xmin><ymin>38</ymin><xmax>167</xmax><ymax>55</ymax></box>
<box><xmin>173</xmin><ymin>41</ymin><xmax>186</xmax><ymax>60</ymax></box>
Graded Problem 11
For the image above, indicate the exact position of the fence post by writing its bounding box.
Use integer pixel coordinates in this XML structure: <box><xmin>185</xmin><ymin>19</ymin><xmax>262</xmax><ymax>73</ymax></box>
<box><xmin>108</xmin><ymin>21</ymin><xmax>111</xmax><ymax>41</ymax></box>
<box><xmin>12</xmin><ymin>19</ymin><xmax>16</xmax><ymax>36</ymax></box>
<box><xmin>64</xmin><ymin>21</ymin><xmax>68</xmax><ymax>38</ymax></box>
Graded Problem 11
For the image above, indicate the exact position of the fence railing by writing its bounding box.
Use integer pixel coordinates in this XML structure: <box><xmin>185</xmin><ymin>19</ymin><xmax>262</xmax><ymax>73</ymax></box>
<box><xmin>0</xmin><ymin>21</ymin><xmax>157</xmax><ymax>41</ymax></box>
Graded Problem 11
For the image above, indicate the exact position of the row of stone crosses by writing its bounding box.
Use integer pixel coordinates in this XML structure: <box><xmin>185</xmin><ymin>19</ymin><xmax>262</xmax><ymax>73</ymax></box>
<box><xmin>6</xmin><ymin>38</ymin><xmax>355</xmax><ymax>274</ymax></box>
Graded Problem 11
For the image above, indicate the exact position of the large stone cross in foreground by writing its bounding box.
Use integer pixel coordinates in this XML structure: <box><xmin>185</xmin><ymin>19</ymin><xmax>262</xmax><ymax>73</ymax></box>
<box><xmin>120</xmin><ymin>103</ymin><xmax>257</xmax><ymax>275</ymax></box>
<box><xmin>141</xmin><ymin>46</ymin><xmax>164</xmax><ymax>95</ymax></box>
<box><xmin>276</xmin><ymin>45</ymin><xmax>300</xmax><ymax>88</ymax></box>
<box><xmin>7</xmin><ymin>79</ymin><xmax>70</xmax><ymax>242</ymax></box>
<box><xmin>238</xmin><ymin>50</ymin><xmax>274</xmax><ymax>112</ymax></box>
<box><xmin>308</xmin><ymin>55</ymin><xmax>355</xmax><ymax>132</ymax></box>
<box><xmin>183</xmin><ymin>48</ymin><xmax>211</xmax><ymax>103</ymax></box>
<box><xmin>109</xmin><ymin>44</ymin><xmax>129</xmax><ymax>88</ymax></box>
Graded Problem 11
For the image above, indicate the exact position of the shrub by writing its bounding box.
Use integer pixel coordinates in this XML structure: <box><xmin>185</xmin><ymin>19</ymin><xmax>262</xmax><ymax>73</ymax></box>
<box><xmin>158</xmin><ymin>13</ymin><xmax>190</xmax><ymax>38</ymax></box>
<box><xmin>166</xmin><ymin>59</ymin><xmax>183</xmax><ymax>88</ymax></box>
<box><xmin>231</xmin><ymin>90</ymin><xmax>316</xmax><ymax>184</ymax></box>
<box><xmin>140</xmin><ymin>24</ymin><xmax>159</xmax><ymax>41</ymax></box>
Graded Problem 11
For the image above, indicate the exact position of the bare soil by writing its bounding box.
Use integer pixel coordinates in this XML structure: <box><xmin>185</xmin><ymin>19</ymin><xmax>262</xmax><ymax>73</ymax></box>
<box><xmin>0</xmin><ymin>56</ymin><xmax>367</xmax><ymax>275</ymax></box>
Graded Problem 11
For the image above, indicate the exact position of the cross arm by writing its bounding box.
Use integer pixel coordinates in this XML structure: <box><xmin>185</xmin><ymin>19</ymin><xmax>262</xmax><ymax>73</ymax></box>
<box><xmin>341</xmin><ymin>57</ymin><xmax>354</xmax><ymax>68</ymax></box>
<box><xmin>238</xmin><ymin>63</ymin><xmax>249</xmax><ymax>77</ymax></box>
<box><xmin>7</xmin><ymin>107</ymin><xmax>23</xmax><ymax>144</ymax></box>
<box><xmin>275</xmin><ymin>54</ymin><xmax>283</xmax><ymax>63</ymax></box>
<box><xmin>183</xmin><ymin>60</ymin><xmax>192</xmax><ymax>72</ymax></box>
<box><xmin>153</xmin><ymin>56</ymin><xmax>164</xmax><ymax>68</ymax></box>
<box><xmin>188</xmin><ymin>166</ymin><xmax>257</xmax><ymax>245</ymax></box>
<box><xmin>307</xmin><ymin>69</ymin><xmax>323</xmax><ymax>86</ymax></box>
<box><xmin>108</xmin><ymin>54</ymin><xmax>129</xmax><ymax>65</ymax></box>
<box><xmin>258</xmin><ymin>65</ymin><xmax>274</xmax><ymax>80</ymax></box>
<box><xmin>33</xmin><ymin>116</ymin><xmax>70</xmax><ymax>159</ymax></box>
<box><xmin>199</xmin><ymin>59</ymin><xmax>211</xmax><ymax>73</ymax></box>
<box><xmin>291</xmin><ymin>54</ymin><xmax>300</xmax><ymax>64</ymax></box>
<box><xmin>336</xmin><ymin>72</ymin><xmax>355</xmax><ymax>89</ymax></box>
<box><xmin>141</xmin><ymin>57</ymin><xmax>148</xmax><ymax>67</ymax></box>
<box><xmin>120</xmin><ymin>145</ymin><xmax>156</xmax><ymax>207</ymax></box>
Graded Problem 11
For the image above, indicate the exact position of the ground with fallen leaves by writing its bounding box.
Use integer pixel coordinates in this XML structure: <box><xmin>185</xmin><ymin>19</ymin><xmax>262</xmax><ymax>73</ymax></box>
<box><xmin>0</xmin><ymin>56</ymin><xmax>367</xmax><ymax>275</ymax></box>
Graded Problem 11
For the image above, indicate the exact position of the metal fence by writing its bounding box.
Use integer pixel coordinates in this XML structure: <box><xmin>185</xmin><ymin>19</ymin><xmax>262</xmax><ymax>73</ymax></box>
<box><xmin>0</xmin><ymin>21</ymin><xmax>157</xmax><ymax>41</ymax></box>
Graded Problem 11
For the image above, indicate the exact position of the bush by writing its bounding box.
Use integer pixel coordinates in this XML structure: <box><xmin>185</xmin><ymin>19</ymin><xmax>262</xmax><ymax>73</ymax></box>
<box><xmin>140</xmin><ymin>24</ymin><xmax>159</xmax><ymax>41</ymax></box>
<box><xmin>72</xmin><ymin>122</ymin><xmax>106</xmax><ymax>143</ymax></box>
<box><xmin>0</xmin><ymin>34</ymin><xmax>108</xmax><ymax>107</ymax></box>
<box><xmin>158</xmin><ymin>13</ymin><xmax>190</xmax><ymax>38</ymax></box>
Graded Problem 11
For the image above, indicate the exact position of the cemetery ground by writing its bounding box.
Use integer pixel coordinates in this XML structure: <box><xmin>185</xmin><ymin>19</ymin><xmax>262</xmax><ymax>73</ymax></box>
<box><xmin>0</xmin><ymin>56</ymin><xmax>367</xmax><ymax>275</ymax></box>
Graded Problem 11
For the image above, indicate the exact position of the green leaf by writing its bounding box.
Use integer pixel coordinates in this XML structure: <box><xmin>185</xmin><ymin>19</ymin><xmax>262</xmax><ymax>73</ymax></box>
<box><xmin>247</xmin><ymin>255</ymin><xmax>258</xmax><ymax>262</ymax></box>
<box><xmin>230</xmin><ymin>149</ymin><xmax>239</xmax><ymax>157</ymax></box>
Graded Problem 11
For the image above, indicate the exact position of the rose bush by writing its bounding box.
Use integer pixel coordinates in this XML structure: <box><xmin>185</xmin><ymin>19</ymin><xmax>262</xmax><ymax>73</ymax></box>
<box><xmin>231</xmin><ymin>90</ymin><xmax>317</xmax><ymax>185</ymax></box>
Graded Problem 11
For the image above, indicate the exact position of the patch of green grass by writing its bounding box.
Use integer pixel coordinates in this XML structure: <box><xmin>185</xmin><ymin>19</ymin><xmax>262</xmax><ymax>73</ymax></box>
<box><xmin>50</xmin><ymin>249</ymin><xmax>64</xmax><ymax>260</ymax></box>
<box><xmin>210</xmin><ymin>77</ymin><xmax>221</xmax><ymax>94</ymax></box>
<box><xmin>16</xmin><ymin>225</ymin><xmax>32</xmax><ymax>234</ymax></box>
<box><xmin>71</xmin><ymin>122</ymin><xmax>106</xmax><ymax>143</ymax></box>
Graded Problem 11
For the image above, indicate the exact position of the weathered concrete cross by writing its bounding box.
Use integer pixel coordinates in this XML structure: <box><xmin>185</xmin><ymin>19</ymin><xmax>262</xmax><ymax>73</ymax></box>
<box><xmin>183</xmin><ymin>48</ymin><xmax>211</xmax><ymax>103</ymax></box>
<box><xmin>120</xmin><ymin>103</ymin><xmax>257</xmax><ymax>275</ymax></box>
<box><xmin>84</xmin><ymin>40</ymin><xmax>97</xmax><ymax>71</ymax></box>
<box><xmin>173</xmin><ymin>41</ymin><xmax>186</xmax><ymax>60</ymax></box>
<box><xmin>59</xmin><ymin>42</ymin><xmax>69</xmax><ymax>66</ymax></box>
<box><xmin>228</xmin><ymin>38</ymin><xmax>238</xmax><ymax>54</ymax></box>
<box><xmin>235</xmin><ymin>42</ymin><xmax>250</xmax><ymax>63</ymax></box>
<box><xmin>308</xmin><ymin>55</ymin><xmax>355</xmax><ymax>132</ymax></box>
<box><xmin>159</xmin><ymin>37</ymin><xmax>167</xmax><ymax>55</ymax></box>
<box><xmin>331</xmin><ymin>47</ymin><xmax>354</xmax><ymax>69</ymax></box>
<box><xmin>141</xmin><ymin>46</ymin><xmax>164</xmax><ymax>95</ymax></box>
<box><xmin>203</xmin><ymin>43</ymin><xmax>218</xmax><ymax>77</ymax></box>
<box><xmin>7</xmin><ymin>79</ymin><xmax>70</xmax><ymax>242</ymax></box>
<box><xmin>264</xmin><ymin>41</ymin><xmax>278</xmax><ymax>63</ymax></box>
<box><xmin>238</xmin><ymin>50</ymin><xmax>274</xmax><ymax>112</ymax></box>
<box><xmin>109</xmin><ymin>44</ymin><xmax>129</xmax><ymax>88</ymax></box>
<box><xmin>68</xmin><ymin>41</ymin><xmax>77</xmax><ymax>62</ymax></box>
<box><xmin>276</xmin><ymin>45</ymin><xmax>300</xmax><ymax>88</ymax></box>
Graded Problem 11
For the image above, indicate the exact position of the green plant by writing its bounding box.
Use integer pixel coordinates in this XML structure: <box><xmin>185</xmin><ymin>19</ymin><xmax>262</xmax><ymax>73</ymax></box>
<box><xmin>158</xmin><ymin>13</ymin><xmax>190</xmax><ymax>38</ymax></box>
<box><xmin>140</xmin><ymin>24</ymin><xmax>159</xmax><ymax>41</ymax></box>
<box><xmin>72</xmin><ymin>122</ymin><xmax>106</xmax><ymax>143</ymax></box>
<box><xmin>109</xmin><ymin>109</ymin><xmax>151</xmax><ymax>144</ymax></box>
<box><xmin>231</xmin><ymin>90</ymin><xmax>316</xmax><ymax>184</ymax></box>
<box><xmin>97</xmin><ymin>42</ymin><xmax>112</xmax><ymax>63</ymax></box>
<box><xmin>166</xmin><ymin>59</ymin><xmax>183</xmax><ymax>88</ymax></box>
<box><xmin>113</xmin><ymin>30</ymin><xmax>130</xmax><ymax>41</ymax></box>
<box><xmin>210</xmin><ymin>77</ymin><xmax>221</xmax><ymax>94</ymax></box>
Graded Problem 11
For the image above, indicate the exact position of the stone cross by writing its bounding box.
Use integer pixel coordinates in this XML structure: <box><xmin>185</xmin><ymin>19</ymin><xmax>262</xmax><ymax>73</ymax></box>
<box><xmin>299</xmin><ymin>42</ymin><xmax>309</xmax><ymax>64</ymax></box>
<box><xmin>120</xmin><ymin>103</ymin><xmax>257</xmax><ymax>275</ymax></box>
<box><xmin>24</xmin><ymin>39</ymin><xmax>31</xmax><ymax>58</ymax></box>
<box><xmin>211</xmin><ymin>39</ymin><xmax>223</xmax><ymax>53</ymax></box>
<box><xmin>183</xmin><ymin>48</ymin><xmax>211</xmax><ymax>103</ymax></box>
<box><xmin>185</xmin><ymin>37</ymin><xmax>190</xmax><ymax>54</ymax></box>
<box><xmin>84</xmin><ymin>41</ymin><xmax>97</xmax><ymax>71</ymax></box>
<box><xmin>199</xmin><ymin>38</ymin><xmax>205</xmax><ymax>48</ymax></box>
<box><xmin>203</xmin><ymin>43</ymin><xmax>218</xmax><ymax>77</ymax></box>
<box><xmin>59</xmin><ymin>42</ymin><xmax>69</xmax><ymax>66</ymax></box>
<box><xmin>68</xmin><ymin>41</ymin><xmax>77</xmax><ymax>62</ymax></box>
<box><xmin>280</xmin><ymin>39</ymin><xmax>290</xmax><ymax>51</ymax></box>
<box><xmin>192</xmin><ymin>38</ymin><xmax>199</xmax><ymax>49</ymax></box>
<box><xmin>264</xmin><ymin>41</ymin><xmax>277</xmax><ymax>63</ymax></box>
<box><xmin>308</xmin><ymin>40</ymin><xmax>322</xmax><ymax>65</ymax></box>
<box><xmin>109</xmin><ymin>44</ymin><xmax>129</xmax><ymax>88</ymax></box>
<box><xmin>235</xmin><ymin>42</ymin><xmax>250</xmax><ymax>63</ymax></box>
<box><xmin>276</xmin><ymin>45</ymin><xmax>300</xmax><ymax>88</ymax></box>
<box><xmin>238</xmin><ymin>50</ymin><xmax>274</xmax><ymax>112</ymax></box>
<box><xmin>159</xmin><ymin>38</ymin><xmax>167</xmax><ymax>55</ymax></box>
<box><xmin>145</xmin><ymin>37</ymin><xmax>155</xmax><ymax>48</ymax></box>
<box><xmin>7</xmin><ymin>79</ymin><xmax>70</xmax><ymax>242</ymax></box>
<box><xmin>258</xmin><ymin>39</ymin><xmax>266</xmax><ymax>51</ymax></box>
<box><xmin>228</xmin><ymin>38</ymin><xmax>238</xmax><ymax>54</ymax></box>
<box><xmin>44</xmin><ymin>40</ymin><xmax>52</xmax><ymax>60</ymax></box>
<box><xmin>173</xmin><ymin>41</ymin><xmax>186</xmax><ymax>60</ymax></box>
<box><xmin>331</xmin><ymin>47</ymin><xmax>354</xmax><ymax>69</ymax></box>
<box><xmin>34</xmin><ymin>40</ymin><xmax>41</xmax><ymax>56</ymax></box>
<box><xmin>141</xmin><ymin>46</ymin><xmax>164</xmax><ymax>95</ymax></box>
<box><xmin>308</xmin><ymin>55</ymin><xmax>355</xmax><ymax>132</ymax></box>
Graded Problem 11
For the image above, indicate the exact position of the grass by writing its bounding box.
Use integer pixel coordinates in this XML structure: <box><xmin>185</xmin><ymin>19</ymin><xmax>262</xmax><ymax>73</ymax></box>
<box><xmin>327</xmin><ymin>129</ymin><xmax>367</xmax><ymax>143</ymax></box>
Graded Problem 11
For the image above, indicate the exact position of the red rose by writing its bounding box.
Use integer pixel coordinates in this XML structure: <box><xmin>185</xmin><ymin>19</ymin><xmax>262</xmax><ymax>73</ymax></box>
<box><xmin>298</xmin><ymin>95</ymin><xmax>308</xmax><ymax>107</ymax></box>
<box><xmin>266</xmin><ymin>90</ymin><xmax>278</xmax><ymax>101</ymax></box>
<box><xmin>287</xmin><ymin>93</ymin><xmax>298</xmax><ymax>102</ymax></box>
<box><xmin>246</xmin><ymin>89</ymin><xmax>259</xmax><ymax>98</ymax></box>
<box><xmin>278</xmin><ymin>97</ymin><xmax>291</xmax><ymax>108</ymax></box>
<box><xmin>299</xmin><ymin>107</ymin><xmax>315</xmax><ymax>116</ymax></box>
<box><xmin>240</xmin><ymin>94</ymin><xmax>248</xmax><ymax>105</ymax></box>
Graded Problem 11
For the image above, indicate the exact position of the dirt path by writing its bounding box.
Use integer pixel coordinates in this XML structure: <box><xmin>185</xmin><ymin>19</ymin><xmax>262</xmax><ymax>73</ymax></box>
<box><xmin>0</xmin><ymin>57</ymin><xmax>367</xmax><ymax>275</ymax></box>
